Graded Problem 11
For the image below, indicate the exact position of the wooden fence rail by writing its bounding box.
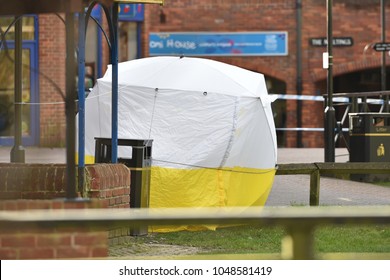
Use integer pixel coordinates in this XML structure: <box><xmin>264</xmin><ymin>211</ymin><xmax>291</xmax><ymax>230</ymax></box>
<box><xmin>276</xmin><ymin>162</ymin><xmax>390</xmax><ymax>206</ymax></box>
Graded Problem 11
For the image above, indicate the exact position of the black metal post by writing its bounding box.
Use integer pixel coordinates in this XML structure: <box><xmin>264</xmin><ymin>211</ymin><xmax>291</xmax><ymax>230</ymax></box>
<box><xmin>78</xmin><ymin>8</ymin><xmax>86</xmax><ymax>195</ymax></box>
<box><xmin>324</xmin><ymin>0</ymin><xmax>335</xmax><ymax>162</ymax></box>
<box><xmin>65</xmin><ymin>12</ymin><xmax>77</xmax><ymax>199</ymax></box>
<box><xmin>381</xmin><ymin>0</ymin><xmax>389</xmax><ymax>112</ymax></box>
<box><xmin>10</xmin><ymin>16</ymin><xmax>25</xmax><ymax>163</ymax></box>
<box><xmin>110</xmin><ymin>2</ymin><xmax>119</xmax><ymax>163</ymax></box>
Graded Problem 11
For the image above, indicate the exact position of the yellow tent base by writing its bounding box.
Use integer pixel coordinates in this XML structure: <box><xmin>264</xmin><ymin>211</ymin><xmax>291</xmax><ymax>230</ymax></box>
<box><xmin>77</xmin><ymin>154</ymin><xmax>276</xmax><ymax>232</ymax></box>
<box><xmin>149</xmin><ymin>166</ymin><xmax>276</xmax><ymax>232</ymax></box>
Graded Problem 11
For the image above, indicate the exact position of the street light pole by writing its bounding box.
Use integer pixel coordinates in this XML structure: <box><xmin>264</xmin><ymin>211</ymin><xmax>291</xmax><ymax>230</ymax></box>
<box><xmin>324</xmin><ymin>0</ymin><xmax>335</xmax><ymax>162</ymax></box>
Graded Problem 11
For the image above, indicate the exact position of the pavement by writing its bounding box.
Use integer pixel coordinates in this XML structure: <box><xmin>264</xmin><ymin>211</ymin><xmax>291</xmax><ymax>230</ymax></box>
<box><xmin>1</xmin><ymin>146</ymin><xmax>390</xmax><ymax>206</ymax></box>
<box><xmin>269</xmin><ymin>148</ymin><xmax>390</xmax><ymax>206</ymax></box>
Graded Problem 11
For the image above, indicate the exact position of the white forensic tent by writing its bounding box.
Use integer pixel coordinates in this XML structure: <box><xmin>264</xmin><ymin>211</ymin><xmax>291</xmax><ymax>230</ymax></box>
<box><xmin>80</xmin><ymin>56</ymin><xmax>277</xmax><ymax>231</ymax></box>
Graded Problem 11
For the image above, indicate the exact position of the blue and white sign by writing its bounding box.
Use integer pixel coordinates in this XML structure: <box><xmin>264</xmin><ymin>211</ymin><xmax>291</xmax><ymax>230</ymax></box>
<box><xmin>89</xmin><ymin>4</ymin><xmax>144</xmax><ymax>21</ymax></box>
<box><xmin>149</xmin><ymin>32</ymin><xmax>288</xmax><ymax>56</ymax></box>
<box><xmin>118</xmin><ymin>3</ymin><xmax>144</xmax><ymax>21</ymax></box>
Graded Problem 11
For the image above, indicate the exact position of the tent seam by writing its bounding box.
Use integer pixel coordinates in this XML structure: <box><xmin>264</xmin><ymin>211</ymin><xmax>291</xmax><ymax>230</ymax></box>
<box><xmin>219</xmin><ymin>97</ymin><xmax>239</xmax><ymax>168</ymax></box>
<box><xmin>258</xmin><ymin>98</ymin><xmax>278</xmax><ymax>164</ymax></box>
<box><xmin>148</xmin><ymin>89</ymin><xmax>158</xmax><ymax>139</ymax></box>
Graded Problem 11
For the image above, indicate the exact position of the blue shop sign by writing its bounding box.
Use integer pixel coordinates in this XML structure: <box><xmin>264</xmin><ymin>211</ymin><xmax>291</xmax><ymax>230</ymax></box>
<box><xmin>149</xmin><ymin>32</ymin><xmax>288</xmax><ymax>56</ymax></box>
<box><xmin>90</xmin><ymin>4</ymin><xmax>101</xmax><ymax>18</ymax></box>
<box><xmin>118</xmin><ymin>3</ymin><xmax>144</xmax><ymax>21</ymax></box>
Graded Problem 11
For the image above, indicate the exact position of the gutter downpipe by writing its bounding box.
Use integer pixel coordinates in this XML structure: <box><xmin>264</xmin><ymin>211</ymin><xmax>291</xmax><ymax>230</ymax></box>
<box><xmin>296</xmin><ymin>0</ymin><xmax>303</xmax><ymax>147</ymax></box>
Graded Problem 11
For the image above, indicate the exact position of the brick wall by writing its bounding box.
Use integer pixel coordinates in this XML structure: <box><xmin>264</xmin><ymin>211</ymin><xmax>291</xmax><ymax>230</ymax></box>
<box><xmin>39</xmin><ymin>14</ymin><xmax>66</xmax><ymax>147</ymax></box>
<box><xmin>0</xmin><ymin>163</ymin><xmax>131</xmax><ymax>259</ymax></box>
<box><xmin>143</xmin><ymin>0</ymin><xmax>389</xmax><ymax>147</ymax></box>
<box><xmin>144</xmin><ymin>1</ymin><xmax>300</xmax><ymax>147</ymax></box>
<box><xmin>0</xmin><ymin>163</ymin><xmax>130</xmax><ymax>207</ymax></box>
<box><xmin>35</xmin><ymin>1</ymin><xmax>389</xmax><ymax>147</ymax></box>
<box><xmin>0</xmin><ymin>199</ymin><xmax>107</xmax><ymax>259</ymax></box>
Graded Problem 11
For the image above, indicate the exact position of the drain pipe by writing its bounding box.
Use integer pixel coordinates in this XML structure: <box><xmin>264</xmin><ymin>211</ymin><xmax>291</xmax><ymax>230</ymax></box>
<box><xmin>296</xmin><ymin>0</ymin><xmax>303</xmax><ymax>147</ymax></box>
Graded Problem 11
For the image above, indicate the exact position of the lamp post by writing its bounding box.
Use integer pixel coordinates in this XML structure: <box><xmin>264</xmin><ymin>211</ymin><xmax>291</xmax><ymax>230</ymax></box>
<box><xmin>324</xmin><ymin>0</ymin><xmax>335</xmax><ymax>162</ymax></box>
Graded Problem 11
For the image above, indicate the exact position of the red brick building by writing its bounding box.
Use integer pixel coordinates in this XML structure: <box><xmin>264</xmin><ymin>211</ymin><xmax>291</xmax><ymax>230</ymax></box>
<box><xmin>143</xmin><ymin>0</ymin><xmax>388</xmax><ymax>148</ymax></box>
<box><xmin>0</xmin><ymin>0</ymin><xmax>388</xmax><ymax>148</ymax></box>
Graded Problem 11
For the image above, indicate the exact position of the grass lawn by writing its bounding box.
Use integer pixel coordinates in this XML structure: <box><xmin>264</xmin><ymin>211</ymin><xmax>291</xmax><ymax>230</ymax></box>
<box><xmin>375</xmin><ymin>181</ymin><xmax>390</xmax><ymax>188</ymax></box>
<box><xmin>315</xmin><ymin>225</ymin><xmax>390</xmax><ymax>253</ymax></box>
<box><xmin>128</xmin><ymin>224</ymin><xmax>390</xmax><ymax>255</ymax></box>
<box><xmin>147</xmin><ymin>225</ymin><xmax>284</xmax><ymax>254</ymax></box>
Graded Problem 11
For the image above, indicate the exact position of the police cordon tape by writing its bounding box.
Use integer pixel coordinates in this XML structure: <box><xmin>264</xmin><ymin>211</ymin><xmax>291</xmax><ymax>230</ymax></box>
<box><xmin>276</xmin><ymin>127</ymin><xmax>349</xmax><ymax>132</ymax></box>
<box><xmin>270</xmin><ymin>94</ymin><xmax>390</xmax><ymax>104</ymax></box>
<box><xmin>270</xmin><ymin>94</ymin><xmax>365</xmax><ymax>132</ymax></box>
<box><xmin>270</xmin><ymin>94</ymin><xmax>333</xmax><ymax>102</ymax></box>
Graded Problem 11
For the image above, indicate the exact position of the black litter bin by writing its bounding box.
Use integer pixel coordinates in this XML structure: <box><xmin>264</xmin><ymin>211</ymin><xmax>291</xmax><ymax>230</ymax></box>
<box><xmin>95</xmin><ymin>138</ymin><xmax>153</xmax><ymax>235</ymax></box>
<box><xmin>349</xmin><ymin>113</ymin><xmax>390</xmax><ymax>181</ymax></box>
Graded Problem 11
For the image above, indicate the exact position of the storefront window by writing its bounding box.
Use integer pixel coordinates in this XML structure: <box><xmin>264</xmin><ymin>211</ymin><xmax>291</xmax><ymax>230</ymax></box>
<box><xmin>266</xmin><ymin>76</ymin><xmax>287</xmax><ymax>147</ymax></box>
<box><xmin>0</xmin><ymin>15</ymin><xmax>36</xmax><ymax>143</ymax></box>
<box><xmin>0</xmin><ymin>48</ymin><xmax>31</xmax><ymax>137</ymax></box>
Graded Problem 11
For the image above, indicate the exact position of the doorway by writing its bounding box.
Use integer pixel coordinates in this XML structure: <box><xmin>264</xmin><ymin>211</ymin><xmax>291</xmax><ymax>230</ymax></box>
<box><xmin>266</xmin><ymin>76</ymin><xmax>287</xmax><ymax>147</ymax></box>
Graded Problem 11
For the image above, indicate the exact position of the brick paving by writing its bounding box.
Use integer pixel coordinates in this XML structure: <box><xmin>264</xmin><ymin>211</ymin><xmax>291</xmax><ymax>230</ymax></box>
<box><xmin>109</xmin><ymin>242</ymin><xmax>211</xmax><ymax>259</ymax></box>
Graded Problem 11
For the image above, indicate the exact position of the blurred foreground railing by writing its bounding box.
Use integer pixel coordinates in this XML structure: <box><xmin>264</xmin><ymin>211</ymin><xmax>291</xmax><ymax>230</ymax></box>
<box><xmin>1</xmin><ymin>206</ymin><xmax>390</xmax><ymax>260</ymax></box>
<box><xmin>276</xmin><ymin>162</ymin><xmax>390</xmax><ymax>206</ymax></box>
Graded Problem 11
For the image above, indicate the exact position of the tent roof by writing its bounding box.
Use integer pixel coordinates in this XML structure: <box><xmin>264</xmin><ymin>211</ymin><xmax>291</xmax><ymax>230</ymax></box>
<box><xmin>100</xmin><ymin>56</ymin><xmax>268</xmax><ymax>98</ymax></box>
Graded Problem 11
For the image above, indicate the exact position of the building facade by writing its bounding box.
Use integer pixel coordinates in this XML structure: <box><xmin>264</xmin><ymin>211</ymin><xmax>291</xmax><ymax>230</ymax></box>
<box><xmin>0</xmin><ymin>0</ymin><xmax>388</xmax><ymax>148</ymax></box>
